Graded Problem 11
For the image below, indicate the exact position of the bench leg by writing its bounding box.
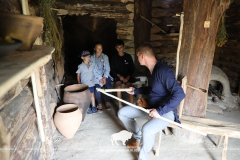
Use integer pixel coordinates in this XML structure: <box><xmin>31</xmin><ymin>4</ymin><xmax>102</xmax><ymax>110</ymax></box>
<box><xmin>222</xmin><ymin>136</ymin><xmax>228</xmax><ymax>160</ymax></box>
<box><xmin>155</xmin><ymin>131</ymin><xmax>162</xmax><ymax>156</ymax></box>
<box><xmin>164</xmin><ymin>127</ymin><xmax>168</xmax><ymax>135</ymax></box>
<box><xmin>216</xmin><ymin>135</ymin><xmax>223</xmax><ymax>148</ymax></box>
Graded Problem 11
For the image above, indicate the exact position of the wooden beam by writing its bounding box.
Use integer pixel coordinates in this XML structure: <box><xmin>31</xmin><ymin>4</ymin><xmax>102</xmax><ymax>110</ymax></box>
<box><xmin>181</xmin><ymin>115</ymin><xmax>240</xmax><ymax>129</ymax></box>
<box><xmin>0</xmin><ymin>45</ymin><xmax>54</xmax><ymax>99</ymax></box>
<box><xmin>169</xmin><ymin>118</ymin><xmax>240</xmax><ymax>139</ymax></box>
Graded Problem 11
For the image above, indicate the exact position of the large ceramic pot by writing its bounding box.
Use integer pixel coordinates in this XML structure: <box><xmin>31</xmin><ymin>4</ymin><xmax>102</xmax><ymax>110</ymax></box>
<box><xmin>0</xmin><ymin>12</ymin><xmax>43</xmax><ymax>51</ymax></box>
<box><xmin>54</xmin><ymin>104</ymin><xmax>82</xmax><ymax>139</ymax></box>
<box><xmin>63</xmin><ymin>84</ymin><xmax>91</xmax><ymax>121</ymax></box>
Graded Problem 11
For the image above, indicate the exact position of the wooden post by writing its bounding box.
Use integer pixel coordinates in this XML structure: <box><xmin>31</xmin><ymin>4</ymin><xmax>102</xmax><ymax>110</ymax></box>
<box><xmin>175</xmin><ymin>0</ymin><xmax>232</xmax><ymax>142</ymax></box>
<box><xmin>178</xmin><ymin>0</ymin><xmax>231</xmax><ymax>118</ymax></box>
<box><xmin>178</xmin><ymin>76</ymin><xmax>187</xmax><ymax>119</ymax></box>
<box><xmin>21</xmin><ymin>0</ymin><xmax>30</xmax><ymax>15</ymax></box>
<box><xmin>155</xmin><ymin>131</ymin><xmax>162</xmax><ymax>156</ymax></box>
<box><xmin>31</xmin><ymin>70</ymin><xmax>45</xmax><ymax>142</ymax></box>
<box><xmin>175</xmin><ymin>12</ymin><xmax>184</xmax><ymax>79</ymax></box>
<box><xmin>222</xmin><ymin>136</ymin><xmax>228</xmax><ymax>160</ymax></box>
<box><xmin>134</xmin><ymin>0</ymin><xmax>152</xmax><ymax>73</ymax></box>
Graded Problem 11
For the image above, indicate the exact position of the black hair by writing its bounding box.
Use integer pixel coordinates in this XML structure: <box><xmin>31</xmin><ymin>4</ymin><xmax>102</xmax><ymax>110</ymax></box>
<box><xmin>115</xmin><ymin>39</ymin><xmax>124</xmax><ymax>46</ymax></box>
<box><xmin>94</xmin><ymin>41</ymin><xmax>102</xmax><ymax>48</ymax></box>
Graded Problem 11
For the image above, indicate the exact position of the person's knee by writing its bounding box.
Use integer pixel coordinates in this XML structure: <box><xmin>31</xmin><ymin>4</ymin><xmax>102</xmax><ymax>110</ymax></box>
<box><xmin>117</xmin><ymin>107</ymin><xmax>128</xmax><ymax>118</ymax></box>
<box><xmin>142</xmin><ymin>124</ymin><xmax>155</xmax><ymax>135</ymax></box>
<box><xmin>117</xmin><ymin>108</ymin><xmax>124</xmax><ymax>119</ymax></box>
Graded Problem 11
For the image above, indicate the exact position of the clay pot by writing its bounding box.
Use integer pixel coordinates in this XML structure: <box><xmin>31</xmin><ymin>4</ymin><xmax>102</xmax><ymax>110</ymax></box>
<box><xmin>63</xmin><ymin>84</ymin><xmax>91</xmax><ymax>121</ymax></box>
<box><xmin>137</xmin><ymin>98</ymin><xmax>149</xmax><ymax>108</ymax></box>
<box><xmin>0</xmin><ymin>12</ymin><xmax>43</xmax><ymax>51</ymax></box>
<box><xmin>54</xmin><ymin>104</ymin><xmax>82</xmax><ymax>139</ymax></box>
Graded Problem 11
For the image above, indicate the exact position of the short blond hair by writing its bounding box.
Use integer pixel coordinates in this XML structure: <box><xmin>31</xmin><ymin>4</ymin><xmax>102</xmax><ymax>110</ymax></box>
<box><xmin>136</xmin><ymin>42</ymin><xmax>155</xmax><ymax>57</ymax></box>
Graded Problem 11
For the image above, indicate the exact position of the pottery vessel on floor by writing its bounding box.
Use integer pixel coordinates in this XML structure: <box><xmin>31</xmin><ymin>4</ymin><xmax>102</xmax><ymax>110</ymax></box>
<box><xmin>63</xmin><ymin>84</ymin><xmax>91</xmax><ymax>121</ymax></box>
<box><xmin>54</xmin><ymin>104</ymin><xmax>82</xmax><ymax>139</ymax></box>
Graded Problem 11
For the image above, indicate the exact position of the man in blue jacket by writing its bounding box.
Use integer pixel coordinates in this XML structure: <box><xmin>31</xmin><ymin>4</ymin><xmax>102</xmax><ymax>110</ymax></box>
<box><xmin>118</xmin><ymin>43</ymin><xmax>185</xmax><ymax>160</ymax></box>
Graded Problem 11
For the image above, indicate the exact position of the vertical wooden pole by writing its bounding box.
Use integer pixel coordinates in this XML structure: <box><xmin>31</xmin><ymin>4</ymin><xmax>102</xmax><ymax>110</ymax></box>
<box><xmin>222</xmin><ymin>136</ymin><xmax>228</xmax><ymax>160</ymax></box>
<box><xmin>178</xmin><ymin>76</ymin><xmax>187</xmax><ymax>119</ymax></box>
<box><xmin>31</xmin><ymin>70</ymin><xmax>45</xmax><ymax>142</ymax></box>
<box><xmin>155</xmin><ymin>131</ymin><xmax>162</xmax><ymax>156</ymax></box>
<box><xmin>175</xmin><ymin>12</ymin><xmax>184</xmax><ymax>79</ymax></box>
<box><xmin>21</xmin><ymin>0</ymin><xmax>30</xmax><ymax>15</ymax></box>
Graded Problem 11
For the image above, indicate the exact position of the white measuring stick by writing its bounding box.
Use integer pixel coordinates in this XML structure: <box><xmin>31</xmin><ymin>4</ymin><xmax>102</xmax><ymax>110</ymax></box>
<box><xmin>97</xmin><ymin>88</ymin><xmax>207</xmax><ymax>136</ymax></box>
<box><xmin>104</xmin><ymin>88</ymin><xmax>132</xmax><ymax>92</ymax></box>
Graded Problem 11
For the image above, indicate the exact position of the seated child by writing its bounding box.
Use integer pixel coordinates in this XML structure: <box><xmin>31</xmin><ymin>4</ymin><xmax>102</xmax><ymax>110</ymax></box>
<box><xmin>90</xmin><ymin>42</ymin><xmax>113</xmax><ymax>112</ymax></box>
<box><xmin>76</xmin><ymin>51</ymin><xmax>98</xmax><ymax>114</ymax></box>
<box><xmin>111</xmin><ymin>39</ymin><xmax>135</xmax><ymax>108</ymax></box>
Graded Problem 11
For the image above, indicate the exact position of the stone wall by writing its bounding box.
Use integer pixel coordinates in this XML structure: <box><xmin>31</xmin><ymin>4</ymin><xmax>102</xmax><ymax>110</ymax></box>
<box><xmin>150</xmin><ymin>0</ymin><xmax>183</xmax><ymax>69</ymax></box>
<box><xmin>0</xmin><ymin>0</ymin><xmax>65</xmax><ymax>159</ymax></box>
<box><xmin>53</xmin><ymin>0</ymin><xmax>135</xmax><ymax>59</ymax></box>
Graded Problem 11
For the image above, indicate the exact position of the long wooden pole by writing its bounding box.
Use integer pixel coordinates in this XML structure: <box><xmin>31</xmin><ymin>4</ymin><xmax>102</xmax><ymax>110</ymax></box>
<box><xmin>175</xmin><ymin>12</ymin><xmax>184</xmax><ymax>79</ymax></box>
<box><xmin>140</xmin><ymin>15</ymin><xmax>166</xmax><ymax>33</ymax></box>
<box><xmin>97</xmin><ymin>88</ymin><xmax>207</xmax><ymax>136</ymax></box>
<box><xmin>104</xmin><ymin>88</ymin><xmax>132</xmax><ymax>92</ymax></box>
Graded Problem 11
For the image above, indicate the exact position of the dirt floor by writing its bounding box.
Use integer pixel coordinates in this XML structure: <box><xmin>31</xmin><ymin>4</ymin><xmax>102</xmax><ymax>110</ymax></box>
<box><xmin>51</xmin><ymin>92</ymin><xmax>240</xmax><ymax>160</ymax></box>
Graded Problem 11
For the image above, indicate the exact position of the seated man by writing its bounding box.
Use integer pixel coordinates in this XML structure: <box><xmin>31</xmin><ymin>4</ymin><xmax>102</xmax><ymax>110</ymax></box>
<box><xmin>111</xmin><ymin>39</ymin><xmax>135</xmax><ymax>108</ymax></box>
<box><xmin>118</xmin><ymin>43</ymin><xmax>185</xmax><ymax>160</ymax></box>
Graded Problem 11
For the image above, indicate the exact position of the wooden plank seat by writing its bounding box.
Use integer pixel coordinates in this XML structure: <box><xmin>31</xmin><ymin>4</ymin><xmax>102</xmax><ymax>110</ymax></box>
<box><xmin>155</xmin><ymin>76</ymin><xmax>240</xmax><ymax>160</ymax></box>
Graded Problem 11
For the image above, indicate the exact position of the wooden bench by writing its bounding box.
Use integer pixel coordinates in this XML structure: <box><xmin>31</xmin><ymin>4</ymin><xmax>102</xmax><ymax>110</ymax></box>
<box><xmin>155</xmin><ymin>76</ymin><xmax>240</xmax><ymax>160</ymax></box>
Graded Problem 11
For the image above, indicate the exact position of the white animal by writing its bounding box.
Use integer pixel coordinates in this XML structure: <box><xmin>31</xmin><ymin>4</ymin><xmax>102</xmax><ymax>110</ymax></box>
<box><xmin>110</xmin><ymin>130</ymin><xmax>132</xmax><ymax>145</ymax></box>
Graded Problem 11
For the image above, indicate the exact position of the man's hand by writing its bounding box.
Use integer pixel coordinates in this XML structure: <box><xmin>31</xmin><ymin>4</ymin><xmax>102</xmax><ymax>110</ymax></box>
<box><xmin>126</xmin><ymin>87</ymin><xmax>135</xmax><ymax>95</ymax></box>
<box><xmin>123</xmin><ymin>76</ymin><xmax>130</xmax><ymax>83</ymax></box>
<box><xmin>147</xmin><ymin>109</ymin><xmax>161</xmax><ymax>118</ymax></box>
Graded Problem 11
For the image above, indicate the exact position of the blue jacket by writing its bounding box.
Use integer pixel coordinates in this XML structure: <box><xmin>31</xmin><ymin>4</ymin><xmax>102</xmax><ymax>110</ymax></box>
<box><xmin>134</xmin><ymin>62</ymin><xmax>185</xmax><ymax>123</ymax></box>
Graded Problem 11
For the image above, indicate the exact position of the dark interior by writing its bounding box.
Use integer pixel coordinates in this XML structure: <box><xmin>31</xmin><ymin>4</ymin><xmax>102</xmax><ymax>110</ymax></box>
<box><xmin>62</xmin><ymin>15</ymin><xmax>117</xmax><ymax>79</ymax></box>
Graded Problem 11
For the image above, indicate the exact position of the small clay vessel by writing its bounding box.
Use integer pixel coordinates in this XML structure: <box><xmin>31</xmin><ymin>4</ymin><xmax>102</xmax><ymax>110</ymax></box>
<box><xmin>54</xmin><ymin>104</ymin><xmax>82</xmax><ymax>139</ymax></box>
<box><xmin>63</xmin><ymin>84</ymin><xmax>91</xmax><ymax>121</ymax></box>
<box><xmin>137</xmin><ymin>98</ymin><xmax>149</xmax><ymax>108</ymax></box>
